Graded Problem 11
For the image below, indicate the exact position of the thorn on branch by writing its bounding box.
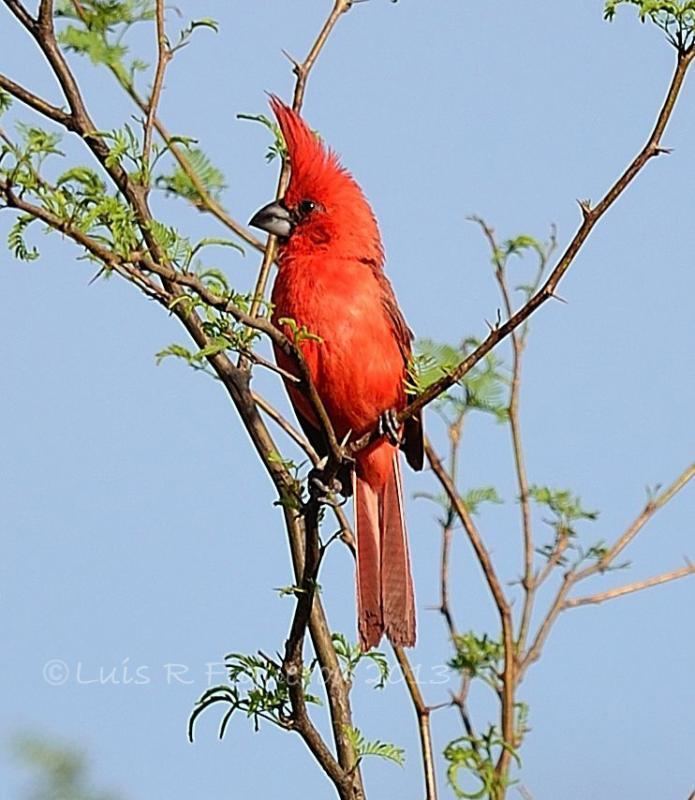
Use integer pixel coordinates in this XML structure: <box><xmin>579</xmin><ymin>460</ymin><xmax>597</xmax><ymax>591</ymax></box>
<box><xmin>281</xmin><ymin>49</ymin><xmax>304</xmax><ymax>77</ymax></box>
<box><xmin>577</xmin><ymin>198</ymin><xmax>593</xmax><ymax>221</ymax></box>
<box><xmin>650</xmin><ymin>144</ymin><xmax>673</xmax><ymax>158</ymax></box>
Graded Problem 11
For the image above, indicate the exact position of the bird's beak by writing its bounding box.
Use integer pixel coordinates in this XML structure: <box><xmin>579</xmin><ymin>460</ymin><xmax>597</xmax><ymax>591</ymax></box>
<box><xmin>249</xmin><ymin>200</ymin><xmax>294</xmax><ymax>239</ymax></box>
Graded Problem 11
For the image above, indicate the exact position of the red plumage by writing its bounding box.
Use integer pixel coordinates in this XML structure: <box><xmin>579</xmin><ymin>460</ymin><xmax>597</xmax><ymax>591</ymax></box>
<box><xmin>257</xmin><ymin>97</ymin><xmax>423</xmax><ymax>649</ymax></box>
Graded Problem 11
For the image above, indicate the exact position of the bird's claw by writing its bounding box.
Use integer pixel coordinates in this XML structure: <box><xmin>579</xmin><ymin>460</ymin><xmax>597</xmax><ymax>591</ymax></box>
<box><xmin>308</xmin><ymin>467</ymin><xmax>346</xmax><ymax>506</ymax></box>
<box><xmin>378</xmin><ymin>408</ymin><xmax>402</xmax><ymax>447</ymax></box>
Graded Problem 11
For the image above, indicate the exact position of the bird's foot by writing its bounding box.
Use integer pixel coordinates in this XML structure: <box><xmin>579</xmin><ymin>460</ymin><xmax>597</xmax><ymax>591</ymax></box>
<box><xmin>307</xmin><ymin>458</ymin><xmax>348</xmax><ymax>506</ymax></box>
<box><xmin>377</xmin><ymin>408</ymin><xmax>402</xmax><ymax>447</ymax></box>
<box><xmin>308</xmin><ymin>471</ymin><xmax>343</xmax><ymax>499</ymax></box>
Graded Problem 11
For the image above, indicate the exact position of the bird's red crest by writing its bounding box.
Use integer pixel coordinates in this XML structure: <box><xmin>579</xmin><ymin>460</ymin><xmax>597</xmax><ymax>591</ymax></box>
<box><xmin>269</xmin><ymin>96</ymin><xmax>384</xmax><ymax>265</ymax></box>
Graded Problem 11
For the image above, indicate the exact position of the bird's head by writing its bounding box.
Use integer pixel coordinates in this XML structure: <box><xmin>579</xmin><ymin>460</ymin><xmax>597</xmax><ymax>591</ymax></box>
<box><xmin>249</xmin><ymin>96</ymin><xmax>384</xmax><ymax>265</ymax></box>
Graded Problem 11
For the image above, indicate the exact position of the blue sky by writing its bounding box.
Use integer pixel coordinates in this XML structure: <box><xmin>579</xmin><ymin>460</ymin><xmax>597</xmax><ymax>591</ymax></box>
<box><xmin>1</xmin><ymin>2</ymin><xmax>694</xmax><ymax>798</ymax></box>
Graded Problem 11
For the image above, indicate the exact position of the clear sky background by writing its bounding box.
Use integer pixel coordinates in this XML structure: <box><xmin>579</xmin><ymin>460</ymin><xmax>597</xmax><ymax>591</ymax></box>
<box><xmin>1</xmin><ymin>2</ymin><xmax>694</xmax><ymax>798</ymax></box>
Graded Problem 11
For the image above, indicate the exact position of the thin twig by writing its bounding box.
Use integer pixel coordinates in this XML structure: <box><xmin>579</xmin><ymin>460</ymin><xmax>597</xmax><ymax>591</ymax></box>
<box><xmin>471</xmin><ymin>216</ymin><xmax>536</xmax><ymax>650</ymax></box>
<box><xmin>0</xmin><ymin>73</ymin><xmax>73</xmax><ymax>127</ymax></box>
<box><xmin>393</xmin><ymin>646</ymin><xmax>438</xmax><ymax>800</ymax></box>
<box><xmin>247</xmin><ymin>0</ymin><xmax>355</xmax><ymax>320</ymax></box>
<box><xmin>142</xmin><ymin>0</ymin><xmax>170</xmax><ymax>176</ymax></box>
<box><xmin>425</xmin><ymin>438</ymin><xmax>517</xmax><ymax>783</ymax></box>
<box><xmin>64</xmin><ymin>0</ymin><xmax>264</xmax><ymax>252</ymax></box>
<box><xmin>254</xmin><ymin>391</ymin><xmax>319</xmax><ymax>462</ymax></box>
<box><xmin>563</xmin><ymin>563</ymin><xmax>695</xmax><ymax>609</ymax></box>
<box><xmin>2</xmin><ymin>0</ymin><xmax>35</xmax><ymax>30</ymax></box>
<box><xmin>521</xmin><ymin>463</ymin><xmax>695</xmax><ymax>676</ymax></box>
<box><xmin>2</xmin><ymin>6</ymin><xmax>363</xmax><ymax>794</ymax></box>
<box><xmin>439</xmin><ymin>415</ymin><xmax>464</xmax><ymax>639</ymax></box>
<box><xmin>346</xmin><ymin>46</ymin><xmax>695</xmax><ymax>454</ymax></box>
<box><xmin>575</xmin><ymin>463</ymin><xmax>695</xmax><ymax>583</ymax></box>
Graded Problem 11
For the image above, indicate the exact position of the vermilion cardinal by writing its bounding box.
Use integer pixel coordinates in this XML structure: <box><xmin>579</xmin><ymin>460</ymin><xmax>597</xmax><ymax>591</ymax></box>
<box><xmin>250</xmin><ymin>98</ymin><xmax>423</xmax><ymax>649</ymax></box>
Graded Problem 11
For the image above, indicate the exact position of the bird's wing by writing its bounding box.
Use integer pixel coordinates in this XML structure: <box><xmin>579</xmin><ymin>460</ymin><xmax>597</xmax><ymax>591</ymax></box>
<box><xmin>374</xmin><ymin>267</ymin><xmax>425</xmax><ymax>473</ymax></box>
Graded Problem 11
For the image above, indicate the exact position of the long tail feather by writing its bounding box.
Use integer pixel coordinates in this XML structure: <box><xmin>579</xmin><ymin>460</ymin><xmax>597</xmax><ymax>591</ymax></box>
<box><xmin>380</xmin><ymin>453</ymin><xmax>416</xmax><ymax>647</ymax></box>
<box><xmin>354</xmin><ymin>474</ymin><xmax>384</xmax><ymax>649</ymax></box>
<box><xmin>354</xmin><ymin>452</ymin><xmax>416</xmax><ymax>650</ymax></box>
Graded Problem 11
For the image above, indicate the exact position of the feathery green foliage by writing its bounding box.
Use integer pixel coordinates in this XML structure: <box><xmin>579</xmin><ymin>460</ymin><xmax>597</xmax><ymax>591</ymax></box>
<box><xmin>0</xmin><ymin>88</ymin><xmax>13</xmax><ymax>115</ymax></box>
<box><xmin>444</xmin><ymin>727</ymin><xmax>520</xmax><ymax>800</ymax></box>
<box><xmin>332</xmin><ymin>633</ymin><xmax>390</xmax><ymax>689</ymax></box>
<box><xmin>449</xmin><ymin>632</ymin><xmax>503</xmax><ymax>686</ymax></box>
<box><xmin>237</xmin><ymin>112</ymin><xmax>288</xmax><ymax>162</ymax></box>
<box><xmin>605</xmin><ymin>0</ymin><xmax>695</xmax><ymax>48</ymax></box>
<box><xmin>344</xmin><ymin>725</ymin><xmax>405</xmax><ymax>767</ymax></box>
<box><xmin>157</xmin><ymin>147</ymin><xmax>227</xmax><ymax>206</ymax></box>
<box><xmin>413</xmin><ymin>338</ymin><xmax>510</xmax><ymax>422</ymax></box>
<box><xmin>189</xmin><ymin>652</ymin><xmax>320</xmax><ymax>740</ymax></box>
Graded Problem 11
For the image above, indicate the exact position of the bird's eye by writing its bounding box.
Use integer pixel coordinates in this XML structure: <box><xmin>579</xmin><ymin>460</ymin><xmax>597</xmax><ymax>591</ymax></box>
<box><xmin>298</xmin><ymin>199</ymin><xmax>316</xmax><ymax>216</ymax></box>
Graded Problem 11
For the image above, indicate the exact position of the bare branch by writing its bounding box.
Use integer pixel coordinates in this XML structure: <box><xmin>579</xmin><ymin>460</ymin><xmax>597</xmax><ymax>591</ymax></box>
<box><xmin>393</xmin><ymin>646</ymin><xmax>438</xmax><ymax>800</ymax></box>
<box><xmin>426</xmin><ymin>440</ymin><xmax>509</xmax><ymax>622</ymax></box>
<box><xmin>470</xmin><ymin>216</ymin><xmax>536</xmax><ymax>648</ymax></box>
<box><xmin>425</xmin><ymin>438</ymin><xmax>517</xmax><ymax>780</ymax></box>
<box><xmin>575</xmin><ymin>462</ymin><xmax>695</xmax><ymax>582</ymax></box>
<box><xmin>522</xmin><ymin>462</ymin><xmax>695</xmax><ymax>676</ymax></box>
<box><xmin>438</xmin><ymin>415</ymin><xmax>465</xmax><ymax>640</ymax></box>
<box><xmin>143</xmin><ymin>0</ymin><xmax>170</xmax><ymax>175</ymax></box>
<box><xmin>2</xmin><ymin>0</ymin><xmax>35</xmax><ymax>31</ymax></box>
<box><xmin>37</xmin><ymin>0</ymin><xmax>52</xmax><ymax>27</ymax></box>
<box><xmin>281</xmin><ymin>497</ymin><xmax>357</xmax><ymax>798</ymax></box>
<box><xmin>65</xmin><ymin>0</ymin><xmax>262</xmax><ymax>251</ymax></box>
<box><xmin>376</xmin><ymin>47</ymin><xmax>695</xmax><ymax>435</ymax></box>
<box><xmin>563</xmin><ymin>563</ymin><xmax>695</xmax><ymax>609</ymax></box>
<box><xmin>254</xmin><ymin>391</ymin><xmax>319</xmax><ymax>463</ymax></box>
<box><xmin>0</xmin><ymin>73</ymin><xmax>72</xmax><ymax>127</ymax></box>
<box><xmin>247</xmin><ymin>0</ymin><xmax>355</xmax><ymax>320</ymax></box>
<box><xmin>253</xmin><ymin>391</ymin><xmax>355</xmax><ymax>555</ymax></box>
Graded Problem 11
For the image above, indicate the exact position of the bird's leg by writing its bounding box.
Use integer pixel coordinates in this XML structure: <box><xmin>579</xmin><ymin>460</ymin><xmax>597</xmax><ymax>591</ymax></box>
<box><xmin>378</xmin><ymin>408</ymin><xmax>402</xmax><ymax>447</ymax></box>
<box><xmin>308</xmin><ymin>456</ymin><xmax>346</xmax><ymax>504</ymax></box>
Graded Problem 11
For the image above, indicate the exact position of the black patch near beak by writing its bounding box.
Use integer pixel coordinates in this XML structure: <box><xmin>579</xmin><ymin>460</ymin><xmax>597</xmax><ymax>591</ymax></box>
<box><xmin>249</xmin><ymin>200</ymin><xmax>294</xmax><ymax>239</ymax></box>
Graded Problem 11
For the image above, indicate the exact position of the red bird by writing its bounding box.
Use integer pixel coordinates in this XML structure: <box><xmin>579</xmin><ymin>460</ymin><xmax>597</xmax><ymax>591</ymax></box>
<box><xmin>250</xmin><ymin>98</ymin><xmax>423</xmax><ymax>649</ymax></box>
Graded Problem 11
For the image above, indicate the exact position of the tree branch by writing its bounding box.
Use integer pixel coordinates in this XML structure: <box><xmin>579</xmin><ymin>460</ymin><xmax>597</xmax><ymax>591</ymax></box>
<box><xmin>0</xmin><ymin>73</ymin><xmax>72</xmax><ymax>127</ymax></box>
<box><xmin>425</xmin><ymin>438</ymin><xmax>517</xmax><ymax>781</ymax></box>
<box><xmin>393</xmin><ymin>646</ymin><xmax>438</xmax><ymax>800</ymax></box>
<box><xmin>563</xmin><ymin>563</ymin><xmax>695</xmax><ymax>609</ymax></box>
<box><xmin>470</xmin><ymin>216</ymin><xmax>537</xmax><ymax>649</ymax></box>
<box><xmin>575</xmin><ymin>462</ymin><xmax>695</xmax><ymax>582</ymax></box>
<box><xmin>0</xmin><ymin>6</ymin><xmax>360</xmax><ymax>783</ymax></box>
<box><xmin>142</xmin><ymin>0</ymin><xmax>170</xmax><ymax>176</ymax></box>
<box><xmin>361</xmin><ymin>46</ymin><xmax>695</xmax><ymax>442</ymax></box>
<box><xmin>247</xmin><ymin>0</ymin><xmax>355</xmax><ymax>320</ymax></box>
<box><xmin>281</xmin><ymin>496</ymin><xmax>358</xmax><ymax>799</ymax></box>
<box><xmin>2</xmin><ymin>0</ymin><xmax>35</xmax><ymax>31</ymax></box>
<box><xmin>521</xmin><ymin>462</ymin><xmax>695</xmax><ymax>676</ymax></box>
<box><xmin>64</xmin><ymin>0</ymin><xmax>263</xmax><ymax>251</ymax></box>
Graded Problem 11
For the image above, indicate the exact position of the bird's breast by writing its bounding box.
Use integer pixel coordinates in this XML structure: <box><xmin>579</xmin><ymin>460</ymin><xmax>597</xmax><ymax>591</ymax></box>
<box><xmin>271</xmin><ymin>257</ymin><xmax>406</xmax><ymax>438</ymax></box>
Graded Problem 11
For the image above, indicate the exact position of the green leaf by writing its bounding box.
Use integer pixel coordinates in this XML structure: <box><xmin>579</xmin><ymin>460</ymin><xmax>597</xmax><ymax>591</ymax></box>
<box><xmin>157</xmin><ymin>147</ymin><xmax>226</xmax><ymax>206</ymax></box>
<box><xmin>0</xmin><ymin>89</ymin><xmax>13</xmax><ymax>115</ymax></box>
<box><xmin>237</xmin><ymin>112</ymin><xmax>287</xmax><ymax>162</ymax></box>
<box><xmin>189</xmin><ymin>651</ymin><xmax>318</xmax><ymax>739</ymax></box>
<box><xmin>449</xmin><ymin>631</ymin><xmax>502</xmax><ymax>682</ymax></box>
<box><xmin>604</xmin><ymin>1</ymin><xmax>695</xmax><ymax>49</ymax></box>
<box><xmin>155</xmin><ymin>343</ymin><xmax>194</xmax><ymax>365</ymax></box>
<box><xmin>331</xmin><ymin>633</ymin><xmax>390</xmax><ymax>689</ymax></box>
<box><xmin>461</xmin><ymin>486</ymin><xmax>503</xmax><ymax>515</ymax></box>
<box><xmin>413</xmin><ymin>338</ymin><xmax>509</xmax><ymax>421</ymax></box>
<box><xmin>8</xmin><ymin>215</ymin><xmax>40</xmax><ymax>261</ymax></box>
<box><xmin>344</xmin><ymin>725</ymin><xmax>405</xmax><ymax>766</ymax></box>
